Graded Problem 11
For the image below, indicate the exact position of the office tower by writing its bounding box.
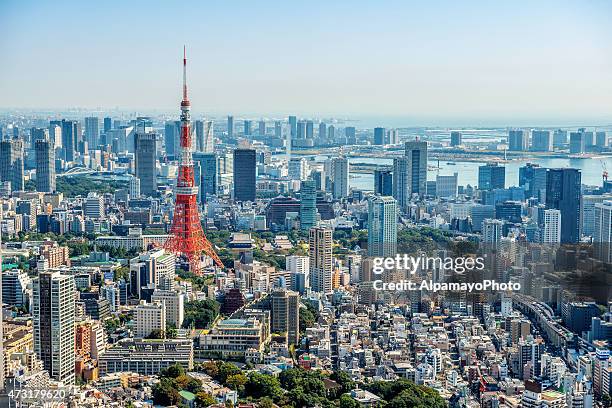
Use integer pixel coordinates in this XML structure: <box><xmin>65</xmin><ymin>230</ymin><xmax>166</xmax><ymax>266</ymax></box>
<box><xmin>309</xmin><ymin>226</ymin><xmax>333</xmax><ymax>294</ymax></box>
<box><xmin>405</xmin><ymin>141</ymin><xmax>427</xmax><ymax>195</ymax></box>
<box><xmin>33</xmin><ymin>271</ymin><xmax>76</xmax><ymax>383</ymax></box>
<box><xmin>233</xmin><ymin>148</ymin><xmax>256</xmax><ymax>202</ymax></box>
<box><xmin>304</xmin><ymin>120</ymin><xmax>313</xmax><ymax>139</ymax></box>
<box><xmin>386</xmin><ymin>129</ymin><xmax>399</xmax><ymax>145</ymax></box>
<box><xmin>135</xmin><ymin>133</ymin><xmax>157</xmax><ymax>196</ymax></box>
<box><xmin>596</xmin><ymin>131</ymin><xmax>607</xmax><ymax>147</ymax></box>
<box><xmin>85</xmin><ymin>192</ymin><xmax>104</xmax><ymax>218</ymax></box>
<box><xmin>35</xmin><ymin>139</ymin><xmax>56</xmax><ymax>193</ymax></box>
<box><xmin>288</xmin><ymin>116</ymin><xmax>297</xmax><ymax>139</ymax></box>
<box><xmin>300</xmin><ymin>179</ymin><xmax>317</xmax><ymax>231</ymax></box>
<box><xmin>436</xmin><ymin>173</ymin><xmax>458</xmax><ymax>198</ymax></box>
<box><xmin>288</xmin><ymin>157</ymin><xmax>308</xmax><ymax>180</ymax></box>
<box><xmin>193</xmin><ymin>152</ymin><xmax>218</xmax><ymax>202</ymax></box>
<box><xmin>2</xmin><ymin>269</ymin><xmax>31</xmax><ymax>307</ymax></box>
<box><xmin>135</xmin><ymin>300</ymin><xmax>166</xmax><ymax>338</ymax></box>
<box><xmin>243</xmin><ymin>120</ymin><xmax>252</xmax><ymax>136</ymax></box>
<box><xmin>287</xmin><ymin>255</ymin><xmax>309</xmax><ymax>290</ymax></box>
<box><xmin>194</xmin><ymin>120</ymin><xmax>204</xmax><ymax>151</ymax></box>
<box><xmin>471</xmin><ymin>204</ymin><xmax>495</xmax><ymax>232</ymax></box>
<box><xmin>103</xmin><ymin>117</ymin><xmax>112</xmax><ymax>133</ymax></box>
<box><xmin>318</xmin><ymin>122</ymin><xmax>326</xmax><ymax>142</ymax></box>
<box><xmin>593</xmin><ymin>201</ymin><xmax>612</xmax><ymax>263</ymax></box>
<box><xmin>482</xmin><ymin>219</ymin><xmax>503</xmax><ymax>245</ymax></box>
<box><xmin>331</xmin><ymin>157</ymin><xmax>349</xmax><ymax>199</ymax></box>
<box><xmin>546</xmin><ymin>168</ymin><xmax>581</xmax><ymax>243</ymax></box>
<box><xmin>392</xmin><ymin>157</ymin><xmax>410</xmax><ymax>208</ymax></box>
<box><xmin>61</xmin><ymin>119</ymin><xmax>77</xmax><ymax>161</ymax></box>
<box><xmin>374</xmin><ymin>168</ymin><xmax>393</xmax><ymax>196</ymax></box>
<box><xmin>151</xmin><ymin>289</ymin><xmax>185</xmax><ymax>329</ymax></box>
<box><xmin>374</xmin><ymin>127</ymin><xmax>385</xmax><ymax>145</ymax></box>
<box><xmin>258</xmin><ymin>120</ymin><xmax>266</xmax><ymax>136</ymax></box>
<box><xmin>165</xmin><ymin>121</ymin><xmax>179</xmax><ymax>158</ymax></box>
<box><xmin>552</xmin><ymin>129</ymin><xmax>567</xmax><ymax>148</ymax></box>
<box><xmin>328</xmin><ymin>125</ymin><xmax>335</xmax><ymax>141</ymax></box>
<box><xmin>271</xmin><ymin>288</ymin><xmax>300</xmax><ymax>344</ymax></box>
<box><xmin>274</xmin><ymin>121</ymin><xmax>282</xmax><ymax>139</ymax></box>
<box><xmin>0</xmin><ymin>139</ymin><xmax>24</xmax><ymax>192</ymax></box>
<box><xmin>519</xmin><ymin>163</ymin><xmax>547</xmax><ymax>202</ymax></box>
<box><xmin>531</xmin><ymin>130</ymin><xmax>552</xmax><ymax>152</ymax></box>
<box><xmin>450</xmin><ymin>131</ymin><xmax>462</xmax><ymax>147</ymax></box>
<box><xmin>542</xmin><ymin>209</ymin><xmax>561</xmax><ymax>244</ymax></box>
<box><xmin>224</xmin><ymin>115</ymin><xmax>233</xmax><ymax>139</ymax></box>
<box><xmin>508</xmin><ymin>129</ymin><xmax>529</xmax><ymax>151</ymax></box>
<box><xmin>569</xmin><ymin>132</ymin><xmax>585</xmax><ymax>154</ymax></box>
<box><xmin>581</xmin><ymin>195</ymin><xmax>611</xmax><ymax>237</ymax></box>
<box><xmin>128</xmin><ymin>175</ymin><xmax>141</xmax><ymax>198</ymax></box>
<box><xmin>495</xmin><ymin>201</ymin><xmax>521</xmax><ymax>223</ymax></box>
<box><xmin>203</xmin><ymin>120</ymin><xmax>214</xmax><ymax>153</ymax></box>
<box><xmin>345</xmin><ymin>126</ymin><xmax>356</xmax><ymax>144</ymax></box>
<box><xmin>478</xmin><ymin>163</ymin><xmax>505</xmax><ymax>190</ymax></box>
<box><xmin>84</xmin><ymin>116</ymin><xmax>99</xmax><ymax>149</ymax></box>
<box><xmin>367</xmin><ymin>195</ymin><xmax>398</xmax><ymax>257</ymax></box>
<box><xmin>296</xmin><ymin>120</ymin><xmax>304</xmax><ymax>139</ymax></box>
<box><xmin>31</xmin><ymin>126</ymin><xmax>48</xmax><ymax>142</ymax></box>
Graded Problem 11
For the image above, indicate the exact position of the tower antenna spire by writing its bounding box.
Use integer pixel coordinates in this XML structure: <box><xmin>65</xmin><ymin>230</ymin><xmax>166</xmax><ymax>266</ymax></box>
<box><xmin>183</xmin><ymin>45</ymin><xmax>188</xmax><ymax>101</ymax></box>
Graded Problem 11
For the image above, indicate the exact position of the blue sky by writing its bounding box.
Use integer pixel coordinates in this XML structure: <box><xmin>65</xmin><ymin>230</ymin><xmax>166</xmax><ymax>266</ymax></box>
<box><xmin>1</xmin><ymin>0</ymin><xmax>611</xmax><ymax>125</ymax></box>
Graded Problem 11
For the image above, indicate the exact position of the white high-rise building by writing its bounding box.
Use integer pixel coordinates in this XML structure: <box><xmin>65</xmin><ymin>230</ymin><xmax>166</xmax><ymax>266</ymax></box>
<box><xmin>203</xmin><ymin>120</ymin><xmax>214</xmax><ymax>153</ymax></box>
<box><xmin>331</xmin><ymin>157</ymin><xmax>349</xmax><ymax>199</ymax></box>
<box><xmin>33</xmin><ymin>271</ymin><xmax>76</xmax><ymax>383</ymax></box>
<box><xmin>288</xmin><ymin>157</ymin><xmax>308</xmax><ymax>181</ymax></box>
<box><xmin>151</xmin><ymin>289</ymin><xmax>185</xmax><ymax>329</ymax></box>
<box><xmin>85</xmin><ymin>192</ymin><xmax>104</xmax><ymax>219</ymax></box>
<box><xmin>542</xmin><ymin>209</ymin><xmax>561</xmax><ymax>243</ymax></box>
<box><xmin>129</xmin><ymin>176</ymin><xmax>141</xmax><ymax>198</ymax></box>
<box><xmin>309</xmin><ymin>227</ymin><xmax>333</xmax><ymax>293</ymax></box>
<box><xmin>135</xmin><ymin>300</ymin><xmax>166</xmax><ymax>338</ymax></box>
<box><xmin>367</xmin><ymin>195</ymin><xmax>397</xmax><ymax>257</ymax></box>
<box><xmin>482</xmin><ymin>219</ymin><xmax>503</xmax><ymax>245</ymax></box>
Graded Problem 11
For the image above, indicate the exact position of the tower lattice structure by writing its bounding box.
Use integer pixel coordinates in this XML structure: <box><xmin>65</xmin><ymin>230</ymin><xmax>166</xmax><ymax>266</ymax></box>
<box><xmin>165</xmin><ymin>47</ymin><xmax>223</xmax><ymax>273</ymax></box>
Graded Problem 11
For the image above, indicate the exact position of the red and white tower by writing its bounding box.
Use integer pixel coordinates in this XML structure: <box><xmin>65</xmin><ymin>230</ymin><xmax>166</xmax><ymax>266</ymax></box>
<box><xmin>165</xmin><ymin>47</ymin><xmax>223</xmax><ymax>273</ymax></box>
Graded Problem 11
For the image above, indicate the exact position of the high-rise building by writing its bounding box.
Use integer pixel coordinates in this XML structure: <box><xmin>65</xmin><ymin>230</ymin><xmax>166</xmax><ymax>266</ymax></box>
<box><xmin>318</xmin><ymin>122</ymin><xmax>326</xmax><ymax>141</ymax></box>
<box><xmin>478</xmin><ymin>163</ymin><xmax>505</xmax><ymax>190</ymax></box>
<box><xmin>274</xmin><ymin>121</ymin><xmax>282</xmax><ymax>139</ymax></box>
<box><xmin>593</xmin><ymin>200</ymin><xmax>612</xmax><ymax>263</ymax></box>
<box><xmin>33</xmin><ymin>271</ymin><xmax>76</xmax><ymax>383</ymax></box>
<box><xmin>508</xmin><ymin>129</ymin><xmax>529</xmax><ymax>151</ymax></box>
<box><xmin>450</xmin><ymin>131</ymin><xmax>462</xmax><ymax>147</ymax></box>
<box><xmin>193</xmin><ymin>152</ymin><xmax>218</xmax><ymax>202</ymax></box>
<box><xmin>436</xmin><ymin>173</ymin><xmax>458</xmax><ymax>198</ymax></box>
<box><xmin>552</xmin><ymin>129</ymin><xmax>567</xmax><ymax>148</ymax></box>
<box><xmin>258</xmin><ymin>120</ymin><xmax>266</xmax><ymax>136</ymax></box>
<box><xmin>243</xmin><ymin>120</ymin><xmax>252</xmax><ymax>136</ymax></box>
<box><xmin>289</xmin><ymin>116</ymin><xmax>297</xmax><ymax>140</ymax></box>
<box><xmin>300</xmin><ymin>179</ymin><xmax>317</xmax><ymax>231</ymax></box>
<box><xmin>135</xmin><ymin>133</ymin><xmax>158</xmax><ymax>196</ymax></box>
<box><xmin>35</xmin><ymin>138</ymin><xmax>56</xmax><ymax>193</ymax></box>
<box><xmin>309</xmin><ymin>227</ymin><xmax>333</xmax><ymax>294</ymax></box>
<box><xmin>542</xmin><ymin>209</ymin><xmax>561</xmax><ymax>244</ymax></box>
<box><xmin>331</xmin><ymin>157</ymin><xmax>349</xmax><ymax>199</ymax></box>
<box><xmin>374</xmin><ymin>127</ymin><xmax>385</xmax><ymax>145</ymax></box>
<box><xmin>135</xmin><ymin>300</ymin><xmax>166</xmax><ymax>338</ymax></box>
<box><xmin>374</xmin><ymin>168</ymin><xmax>393</xmax><ymax>196</ymax></box>
<box><xmin>595</xmin><ymin>131</ymin><xmax>608</xmax><ymax>148</ymax></box>
<box><xmin>519</xmin><ymin>163</ymin><xmax>547</xmax><ymax>202</ymax></box>
<box><xmin>271</xmin><ymin>288</ymin><xmax>300</xmax><ymax>345</ymax></box>
<box><xmin>85</xmin><ymin>192</ymin><xmax>104</xmax><ymax>218</ymax></box>
<box><xmin>194</xmin><ymin>120</ymin><xmax>204</xmax><ymax>151</ymax></box>
<box><xmin>103</xmin><ymin>117</ymin><xmax>112</xmax><ymax>133</ymax></box>
<box><xmin>327</xmin><ymin>125</ymin><xmax>335</xmax><ymax>141</ymax></box>
<box><xmin>531</xmin><ymin>130</ymin><xmax>552</xmax><ymax>152</ymax></box>
<box><xmin>570</xmin><ymin>132</ymin><xmax>585</xmax><ymax>154</ymax></box>
<box><xmin>546</xmin><ymin>168</ymin><xmax>581</xmax><ymax>243</ymax></box>
<box><xmin>288</xmin><ymin>157</ymin><xmax>308</xmax><ymax>180</ymax></box>
<box><xmin>151</xmin><ymin>289</ymin><xmax>185</xmax><ymax>329</ymax></box>
<box><xmin>30</xmin><ymin>126</ymin><xmax>48</xmax><ymax>142</ymax></box>
<box><xmin>305</xmin><ymin>121</ymin><xmax>314</xmax><ymax>139</ymax></box>
<box><xmin>0</xmin><ymin>139</ymin><xmax>24</xmax><ymax>192</ymax></box>
<box><xmin>61</xmin><ymin>119</ymin><xmax>78</xmax><ymax>162</ymax></box>
<box><xmin>227</xmin><ymin>115</ymin><xmax>234</xmax><ymax>138</ymax></box>
<box><xmin>367</xmin><ymin>195</ymin><xmax>397</xmax><ymax>257</ymax></box>
<box><xmin>84</xmin><ymin>116</ymin><xmax>99</xmax><ymax>149</ymax></box>
<box><xmin>482</xmin><ymin>218</ymin><xmax>503</xmax><ymax>245</ymax></box>
<box><xmin>233</xmin><ymin>148</ymin><xmax>256</xmax><ymax>202</ymax></box>
<box><xmin>203</xmin><ymin>120</ymin><xmax>214</xmax><ymax>153</ymax></box>
<box><xmin>129</xmin><ymin>175</ymin><xmax>140</xmax><ymax>198</ymax></box>
<box><xmin>345</xmin><ymin>126</ymin><xmax>356</xmax><ymax>144</ymax></box>
<box><xmin>404</xmin><ymin>141</ymin><xmax>427</xmax><ymax>196</ymax></box>
<box><xmin>392</xmin><ymin>157</ymin><xmax>410</xmax><ymax>208</ymax></box>
<box><xmin>164</xmin><ymin>121</ymin><xmax>179</xmax><ymax>158</ymax></box>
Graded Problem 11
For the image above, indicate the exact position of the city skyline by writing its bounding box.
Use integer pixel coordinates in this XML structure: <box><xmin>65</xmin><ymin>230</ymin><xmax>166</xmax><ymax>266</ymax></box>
<box><xmin>1</xmin><ymin>1</ymin><xmax>612</xmax><ymax>126</ymax></box>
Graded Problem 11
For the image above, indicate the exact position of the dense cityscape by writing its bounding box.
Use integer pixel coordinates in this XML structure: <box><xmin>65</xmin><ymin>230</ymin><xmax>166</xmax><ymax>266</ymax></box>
<box><xmin>0</xmin><ymin>47</ymin><xmax>610</xmax><ymax>407</ymax></box>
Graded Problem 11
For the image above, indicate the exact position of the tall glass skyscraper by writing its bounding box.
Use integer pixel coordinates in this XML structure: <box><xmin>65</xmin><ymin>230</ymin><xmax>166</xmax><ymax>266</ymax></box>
<box><xmin>546</xmin><ymin>168</ymin><xmax>581</xmax><ymax>243</ymax></box>
<box><xmin>300</xmin><ymin>179</ymin><xmax>317</xmax><ymax>231</ymax></box>
<box><xmin>233</xmin><ymin>148</ymin><xmax>256</xmax><ymax>202</ymax></box>
<box><xmin>367</xmin><ymin>195</ymin><xmax>398</xmax><ymax>257</ymax></box>
<box><xmin>478</xmin><ymin>163</ymin><xmax>506</xmax><ymax>190</ymax></box>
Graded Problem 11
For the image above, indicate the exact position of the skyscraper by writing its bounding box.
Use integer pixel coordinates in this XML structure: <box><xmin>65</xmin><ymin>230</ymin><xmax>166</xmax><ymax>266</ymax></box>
<box><xmin>0</xmin><ymin>139</ymin><xmax>24</xmax><ymax>192</ymax></box>
<box><xmin>345</xmin><ymin>126</ymin><xmax>356</xmax><ymax>144</ymax></box>
<box><xmin>233</xmin><ymin>148</ymin><xmax>256</xmax><ymax>202</ymax></box>
<box><xmin>569</xmin><ymin>132</ymin><xmax>585</xmax><ymax>154</ymax></box>
<box><xmin>318</xmin><ymin>122</ymin><xmax>326</xmax><ymax>142</ymax></box>
<box><xmin>227</xmin><ymin>115</ymin><xmax>234</xmax><ymax>138</ymax></box>
<box><xmin>478</xmin><ymin>163</ymin><xmax>505</xmax><ymax>190</ymax></box>
<box><xmin>194</xmin><ymin>120</ymin><xmax>205</xmax><ymax>152</ymax></box>
<box><xmin>482</xmin><ymin>218</ymin><xmax>503</xmax><ymax>245</ymax></box>
<box><xmin>300</xmin><ymin>179</ymin><xmax>317</xmax><ymax>231</ymax></box>
<box><xmin>367</xmin><ymin>195</ymin><xmax>398</xmax><ymax>257</ymax></box>
<box><xmin>519</xmin><ymin>163</ymin><xmax>547</xmax><ymax>202</ymax></box>
<box><xmin>84</xmin><ymin>116</ymin><xmax>99</xmax><ymax>149</ymax></box>
<box><xmin>546</xmin><ymin>168</ymin><xmax>581</xmax><ymax>243</ymax></box>
<box><xmin>404</xmin><ymin>141</ymin><xmax>427</xmax><ymax>196</ymax></box>
<box><xmin>450</xmin><ymin>131</ymin><xmax>462</xmax><ymax>147</ymax></box>
<box><xmin>203</xmin><ymin>120</ymin><xmax>214</xmax><ymax>153</ymax></box>
<box><xmin>135</xmin><ymin>133</ymin><xmax>158</xmax><ymax>196</ymax></box>
<box><xmin>103</xmin><ymin>117</ymin><xmax>112</xmax><ymax>133</ymax></box>
<box><xmin>374</xmin><ymin>168</ymin><xmax>393</xmax><ymax>196</ymax></box>
<box><xmin>542</xmin><ymin>209</ymin><xmax>561</xmax><ymax>244</ymax></box>
<box><xmin>33</xmin><ymin>271</ymin><xmax>76</xmax><ymax>383</ymax></box>
<box><xmin>289</xmin><ymin>116</ymin><xmax>297</xmax><ymax>140</ymax></box>
<box><xmin>374</xmin><ymin>127</ymin><xmax>385</xmax><ymax>145</ymax></box>
<box><xmin>259</xmin><ymin>120</ymin><xmax>266</xmax><ymax>136</ymax></box>
<box><xmin>164</xmin><ymin>121</ymin><xmax>179</xmax><ymax>158</ymax></box>
<box><xmin>61</xmin><ymin>119</ymin><xmax>77</xmax><ymax>162</ymax></box>
<box><xmin>271</xmin><ymin>288</ymin><xmax>300</xmax><ymax>345</ymax></box>
<box><xmin>243</xmin><ymin>120</ymin><xmax>252</xmax><ymax>136</ymax></box>
<box><xmin>593</xmin><ymin>201</ymin><xmax>612</xmax><ymax>263</ymax></box>
<box><xmin>331</xmin><ymin>157</ymin><xmax>349</xmax><ymax>199</ymax></box>
<box><xmin>193</xmin><ymin>152</ymin><xmax>218</xmax><ymax>202</ymax></box>
<box><xmin>393</xmin><ymin>157</ymin><xmax>410</xmax><ymax>208</ymax></box>
<box><xmin>531</xmin><ymin>130</ymin><xmax>552</xmax><ymax>152</ymax></box>
<box><xmin>436</xmin><ymin>173</ymin><xmax>458</xmax><ymax>198</ymax></box>
<box><xmin>508</xmin><ymin>129</ymin><xmax>529</xmax><ymax>151</ymax></box>
<box><xmin>309</xmin><ymin>226</ymin><xmax>333</xmax><ymax>294</ymax></box>
<box><xmin>35</xmin><ymin>138</ymin><xmax>56</xmax><ymax>193</ymax></box>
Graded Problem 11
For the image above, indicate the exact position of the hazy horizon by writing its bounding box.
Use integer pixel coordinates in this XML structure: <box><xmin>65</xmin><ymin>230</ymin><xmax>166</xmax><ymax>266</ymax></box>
<box><xmin>1</xmin><ymin>1</ymin><xmax>611</xmax><ymax>125</ymax></box>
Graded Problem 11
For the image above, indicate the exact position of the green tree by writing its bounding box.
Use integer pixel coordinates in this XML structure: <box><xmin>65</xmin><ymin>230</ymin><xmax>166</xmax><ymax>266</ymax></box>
<box><xmin>160</xmin><ymin>363</ymin><xmax>185</xmax><ymax>379</ymax></box>
<box><xmin>153</xmin><ymin>378</ymin><xmax>181</xmax><ymax>406</ymax></box>
<box><xmin>225</xmin><ymin>373</ymin><xmax>247</xmax><ymax>393</ymax></box>
<box><xmin>182</xmin><ymin>299</ymin><xmax>220</xmax><ymax>329</ymax></box>
<box><xmin>244</xmin><ymin>373</ymin><xmax>283</xmax><ymax>400</ymax></box>
<box><xmin>195</xmin><ymin>392</ymin><xmax>216</xmax><ymax>407</ymax></box>
<box><xmin>339</xmin><ymin>394</ymin><xmax>359</xmax><ymax>408</ymax></box>
<box><xmin>146</xmin><ymin>329</ymin><xmax>165</xmax><ymax>339</ymax></box>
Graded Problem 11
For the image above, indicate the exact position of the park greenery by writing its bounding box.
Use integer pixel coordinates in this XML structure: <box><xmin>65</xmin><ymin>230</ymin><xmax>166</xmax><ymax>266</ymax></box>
<box><xmin>181</xmin><ymin>299</ymin><xmax>220</xmax><ymax>329</ymax></box>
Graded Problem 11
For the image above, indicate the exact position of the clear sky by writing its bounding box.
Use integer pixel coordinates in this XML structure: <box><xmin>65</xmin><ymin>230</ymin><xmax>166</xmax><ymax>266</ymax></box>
<box><xmin>1</xmin><ymin>0</ymin><xmax>611</xmax><ymax>125</ymax></box>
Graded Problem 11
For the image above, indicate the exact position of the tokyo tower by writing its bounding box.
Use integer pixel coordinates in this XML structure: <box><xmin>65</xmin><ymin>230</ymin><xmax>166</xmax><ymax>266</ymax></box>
<box><xmin>165</xmin><ymin>47</ymin><xmax>223</xmax><ymax>273</ymax></box>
